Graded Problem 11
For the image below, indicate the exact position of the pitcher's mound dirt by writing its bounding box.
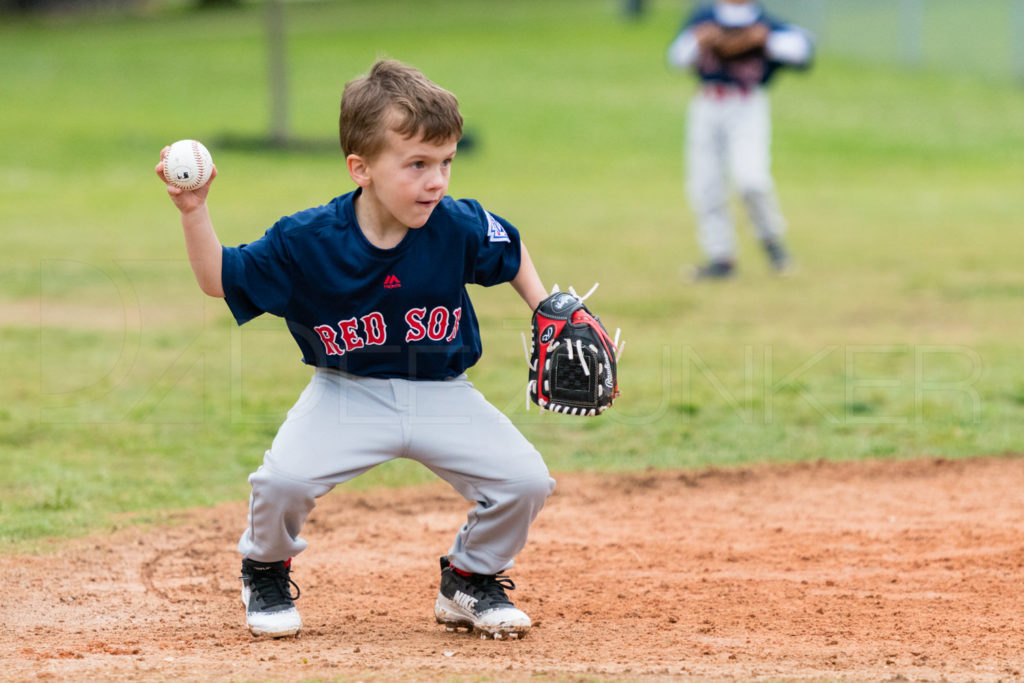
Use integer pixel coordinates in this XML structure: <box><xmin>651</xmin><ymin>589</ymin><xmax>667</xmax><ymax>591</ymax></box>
<box><xmin>3</xmin><ymin>455</ymin><xmax>1023</xmax><ymax>682</ymax></box>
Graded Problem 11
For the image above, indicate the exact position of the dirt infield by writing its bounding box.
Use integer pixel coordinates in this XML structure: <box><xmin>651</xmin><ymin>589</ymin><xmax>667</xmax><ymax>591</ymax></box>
<box><xmin>3</xmin><ymin>455</ymin><xmax>1023</xmax><ymax>682</ymax></box>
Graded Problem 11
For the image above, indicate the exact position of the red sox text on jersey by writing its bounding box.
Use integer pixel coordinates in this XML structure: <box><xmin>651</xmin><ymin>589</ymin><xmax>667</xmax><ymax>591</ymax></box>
<box><xmin>313</xmin><ymin>306</ymin><xmax>463</xmax><ymax>357</ymax></box>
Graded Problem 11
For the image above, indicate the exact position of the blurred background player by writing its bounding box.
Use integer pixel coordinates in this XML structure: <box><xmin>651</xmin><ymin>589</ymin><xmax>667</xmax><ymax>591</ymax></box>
<box><xmin>668</xmin><ymin>0</ymin><xmax>814</xmax><ymax>280</ymax></box>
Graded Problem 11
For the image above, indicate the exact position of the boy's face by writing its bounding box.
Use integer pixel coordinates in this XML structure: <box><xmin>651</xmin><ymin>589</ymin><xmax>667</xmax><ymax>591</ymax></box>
<box><xmin>355</xmin><ymin>128</ymin><xmax>458</xmax><ymax>230</ymax></box>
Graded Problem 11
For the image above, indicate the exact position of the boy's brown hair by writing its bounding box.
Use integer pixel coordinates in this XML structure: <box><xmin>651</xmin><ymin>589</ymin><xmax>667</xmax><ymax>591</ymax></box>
<box><xmin>339</xmin><ymin>59</ymin><xmax>463</xmax><ymax>159</ymax></box>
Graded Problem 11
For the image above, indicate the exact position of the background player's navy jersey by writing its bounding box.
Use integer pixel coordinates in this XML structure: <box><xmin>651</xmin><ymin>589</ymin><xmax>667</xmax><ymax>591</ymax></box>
<box><xmin>221</xmin><ymin>190</ymin><xmax>522</xmax><ymax>380</ymax></box>
<box><xmin>683</xmin><ymin>4</ymin><xmax>803</xmax><ymax>88</ymax></box>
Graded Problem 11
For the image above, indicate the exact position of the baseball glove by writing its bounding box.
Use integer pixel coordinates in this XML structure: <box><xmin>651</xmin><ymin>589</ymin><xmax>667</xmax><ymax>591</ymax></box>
<box><xmin>712</xmin><ymin>22</ymin><xmax>769</xmax><ymax>59</ymax></box>
<box><xmin>524</xmin><ymin>284</ymin><xmax>621</xmax><ymax>416</ymax></box>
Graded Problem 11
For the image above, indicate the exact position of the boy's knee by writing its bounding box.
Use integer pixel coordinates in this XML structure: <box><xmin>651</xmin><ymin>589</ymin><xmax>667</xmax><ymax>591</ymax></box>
<box><xmin>513</xmin><ymin>472</ymin><xmax>556</xmax><ymax>506</ymax></box>
<box><xmin>736</xmin><ymin>179</ymin><xmax>773</xmax><ymax>201</ymax></box>
<box><xmin>249</xmin><ymin>466</ymin><xmax>325</xmax><ymax>504</ymax></box>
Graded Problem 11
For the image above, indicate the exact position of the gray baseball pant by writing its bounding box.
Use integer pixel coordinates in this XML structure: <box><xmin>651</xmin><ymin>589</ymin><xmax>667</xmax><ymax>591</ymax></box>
<box><xmin>685</xmin><ymin>87</ymin><xmax>787</xmax><ymax>263</ymax></box>
<box><xmin>237</xmin><ymin>368</ymin><xmax>555</xmax><ymax>575</ymax></box>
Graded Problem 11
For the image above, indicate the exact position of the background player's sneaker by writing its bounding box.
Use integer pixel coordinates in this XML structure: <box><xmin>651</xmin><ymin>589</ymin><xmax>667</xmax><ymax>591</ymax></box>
<box><xmin>688</xmin><ymin>260</ymin><xmax>735</xmax><ymax>282</ymax></box>
<box><xmin>763</xmin><ymin>239</ymin><xmax>794</xmax><ymax>275</ymax></box>
<box><xmin>433</xmin><ymin>556</ymin><xmax>531</xmax><ymax>639</ymax></box>
<box><xmin>240</xmin><ymin>558</ymin><xmax>302</xmax><ymax>638</ymax></box>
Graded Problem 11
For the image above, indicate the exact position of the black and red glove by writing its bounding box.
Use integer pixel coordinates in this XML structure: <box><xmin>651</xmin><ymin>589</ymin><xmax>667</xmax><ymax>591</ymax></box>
<box><xmin>527</xmin><ymin>288</ymin><xmax>620</xmax><ymax>416</ymax></box>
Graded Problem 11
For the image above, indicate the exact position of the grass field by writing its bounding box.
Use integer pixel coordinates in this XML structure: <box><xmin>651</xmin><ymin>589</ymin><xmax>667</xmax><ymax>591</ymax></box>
<box><xmin>1</xmin><ymin>0</ymin><xmax>1023</xmax><ymax>549</ymax></box>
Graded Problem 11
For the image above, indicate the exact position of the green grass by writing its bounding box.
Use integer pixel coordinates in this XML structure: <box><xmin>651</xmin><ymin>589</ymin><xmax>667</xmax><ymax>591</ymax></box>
<box><xmin>1</xmin><ymin>0</ymin><xmax>1023</xmax><ymax>549</ymax></box>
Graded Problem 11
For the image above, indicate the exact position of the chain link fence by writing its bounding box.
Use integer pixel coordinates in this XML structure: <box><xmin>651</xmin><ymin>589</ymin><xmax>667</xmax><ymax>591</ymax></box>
<box><xmin>759</xmin><ymin>0</ymin><xmax>1024</xmax><ymax>82</ymax></box>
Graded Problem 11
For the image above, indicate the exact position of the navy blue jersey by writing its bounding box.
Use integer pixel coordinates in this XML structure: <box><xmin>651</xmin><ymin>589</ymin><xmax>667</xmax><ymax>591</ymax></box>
<box><xmin>682</xmin><ymin>3</ymin><xmax>809</xmax><ymax>88</ymax></box>
<box><xmin>221</xmin><ymin>190</ymin><xmax>522</xmax><ymax>380</ymax></box>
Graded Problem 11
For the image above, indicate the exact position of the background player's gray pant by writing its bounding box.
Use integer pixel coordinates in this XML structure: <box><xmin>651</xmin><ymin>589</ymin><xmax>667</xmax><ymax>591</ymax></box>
<box><xmin>685</xmin><ymin>87</ymin><xmax>787</xmax><ymax>263</ymax></box>
<box><xmin>238</xmin><ymin>368</ymin><xmax>555</xmax><ymax>576</ymax></box>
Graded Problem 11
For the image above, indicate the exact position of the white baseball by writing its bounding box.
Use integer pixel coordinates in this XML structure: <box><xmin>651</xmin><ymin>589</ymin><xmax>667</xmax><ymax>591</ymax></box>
<box><xmin>163</xmin><ymin>139</ymin><xmax>214</xmax><ymax>190</ymax></box>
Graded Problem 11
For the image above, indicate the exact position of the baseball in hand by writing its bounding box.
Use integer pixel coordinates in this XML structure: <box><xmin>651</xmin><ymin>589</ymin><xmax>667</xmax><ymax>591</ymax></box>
<box><xmin>163</xmin><ymin>139</ymin><xmax>214</xmax><ymax>190</ymax></box>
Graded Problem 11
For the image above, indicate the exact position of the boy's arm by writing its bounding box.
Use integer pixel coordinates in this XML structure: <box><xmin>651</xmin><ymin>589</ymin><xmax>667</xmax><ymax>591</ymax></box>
<box><xmin>155</xmin><ymin>148</ymin><xmax>225</xmax><ymax>298</ymax></box>
<box><xmin>766</xmin><ymin>24</ymin><xmax>814</xmax><ymax>66</ymax></box>
<box><xmin>510</xmin><ymin>241</ymin><xmax>547</xmax><ymax>311</ymax></box>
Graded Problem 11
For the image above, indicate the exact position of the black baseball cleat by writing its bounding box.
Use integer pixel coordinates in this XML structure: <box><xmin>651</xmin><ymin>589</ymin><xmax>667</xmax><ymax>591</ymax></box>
<box><xmin>240</xmin><ymin>558</ymin><xmax>302</xmax><ymax>638</ymax></box>
<box><xmin>688</xmin><ymin>260</ymin><xmax>735</xmax><ymax>282</ymax></box>
<box><xmin>433</xmin><ymin>556</ymin><xmax>531</xmax><ymax>640</ymax></box>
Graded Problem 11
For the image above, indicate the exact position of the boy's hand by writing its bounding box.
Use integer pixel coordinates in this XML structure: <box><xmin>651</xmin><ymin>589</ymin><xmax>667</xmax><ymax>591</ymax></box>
<box><xmin>693</xmin><ymin>21</ymin><xmax>723</xmax><ymax>50</ymax></box>
<box><xmin>155</xmin><ymin>146</ymin><xmax>217</xmax><ymax>213</ymax></box>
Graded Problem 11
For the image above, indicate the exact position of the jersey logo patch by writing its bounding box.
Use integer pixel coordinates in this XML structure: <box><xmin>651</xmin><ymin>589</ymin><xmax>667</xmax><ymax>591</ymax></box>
<box><xmin>485</xmin><ymin>212</ymin><xmax>510</xmax><ymax>243</ymax></box>
<box><xmin>383</xmin><ymin>274</ymin><xmax>401</xmax><ymax>289</ymax></box>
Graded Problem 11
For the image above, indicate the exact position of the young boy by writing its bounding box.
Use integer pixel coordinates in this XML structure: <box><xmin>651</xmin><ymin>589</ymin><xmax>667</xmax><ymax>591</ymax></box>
<box><xmin>667</xmin><ymin>0</ymin><xmax>814</xmax><ymax>280</ymax></box>
<box><xmin>155</xmin><ymin>59</ymin><xmax>556</xmax><ymax>640</ymax></box>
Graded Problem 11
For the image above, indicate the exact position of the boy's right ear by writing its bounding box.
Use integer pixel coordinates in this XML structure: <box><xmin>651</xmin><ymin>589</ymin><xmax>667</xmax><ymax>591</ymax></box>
<box><xmin>346</xmin><ymin>154</ymin><xmax>371</xmax><ymax>188</ymax></box>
